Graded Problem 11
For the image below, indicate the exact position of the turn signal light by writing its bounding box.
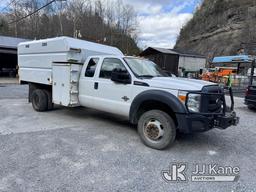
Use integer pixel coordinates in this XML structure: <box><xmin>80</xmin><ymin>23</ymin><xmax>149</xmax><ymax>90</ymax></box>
<box><xmin>178</xmin><ymin>95</ymin><xmax>187</xmax><ymax>102</ymax></box>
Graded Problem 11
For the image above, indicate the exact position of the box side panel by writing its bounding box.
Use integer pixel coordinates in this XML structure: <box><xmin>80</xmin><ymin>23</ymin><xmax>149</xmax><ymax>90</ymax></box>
<box><xmin>19</xmin><ymin>68</ymin><xmax>51</xmax><ymax>85</ymax></box>
<box><xmin>19</xmin><ymin>53</ymin><xmax>69</xmax><ymax>69</ymax></box>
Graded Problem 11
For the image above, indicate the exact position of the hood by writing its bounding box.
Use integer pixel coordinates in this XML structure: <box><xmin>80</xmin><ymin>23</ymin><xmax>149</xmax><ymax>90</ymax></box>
<box><xmin>144</xmin><ymin>77</ymin><xmax>216</xmax><ymax>91</ymax></box>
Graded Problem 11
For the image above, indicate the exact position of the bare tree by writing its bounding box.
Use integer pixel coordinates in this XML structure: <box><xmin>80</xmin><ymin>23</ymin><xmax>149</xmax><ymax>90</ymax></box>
<box><xmin>0</xmin><ymin>0</ymin><xmax>140</xmax><ymax>54</ymax></box>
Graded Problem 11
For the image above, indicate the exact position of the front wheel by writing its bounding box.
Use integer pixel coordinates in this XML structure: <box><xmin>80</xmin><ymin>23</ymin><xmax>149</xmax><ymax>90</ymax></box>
<box><xmin>137</xmin><ymin>110</ymin><xmax>176</xmax><ymax>150</ymax></box>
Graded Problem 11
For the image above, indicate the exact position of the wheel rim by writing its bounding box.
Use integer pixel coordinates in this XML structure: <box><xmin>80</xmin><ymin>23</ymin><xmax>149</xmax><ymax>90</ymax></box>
<box><xmin>143</xmin><ymin>119</ymin><xmax>164</xmax><ymax>142</ymax></box>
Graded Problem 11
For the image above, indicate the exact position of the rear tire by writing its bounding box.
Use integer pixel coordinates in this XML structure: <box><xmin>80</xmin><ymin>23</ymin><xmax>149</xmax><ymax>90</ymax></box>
<box><xmin>137</xmin><ymin>110</ymin><xmax>176</xmax><ymax>150</ymax></box>
<box><xmin>31</xmin><ymin>89</ymin><xmax>48</xmax><ymax>112</ymax></box>
<box><xmin>43</xmin><ymin>89</ymin><xmax>54</xmax><ymax>110</ymax></box>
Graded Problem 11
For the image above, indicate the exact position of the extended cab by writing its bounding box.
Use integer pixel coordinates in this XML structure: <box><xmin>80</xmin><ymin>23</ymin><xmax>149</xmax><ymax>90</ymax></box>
<box><xmin>18</xmin><ymin>37</ymin><xmax>239</xmax><ymax>150</ymax></box>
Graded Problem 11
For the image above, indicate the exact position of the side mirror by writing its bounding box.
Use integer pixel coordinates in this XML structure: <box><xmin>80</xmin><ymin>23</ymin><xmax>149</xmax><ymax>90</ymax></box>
<box><xmin>111</xmin><ymin>68</ymin><xmax>131</xmax><ymax>84</ymax></box>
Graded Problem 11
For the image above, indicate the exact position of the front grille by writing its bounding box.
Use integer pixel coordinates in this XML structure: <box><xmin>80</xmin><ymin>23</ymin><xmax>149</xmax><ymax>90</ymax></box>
<box><xmin>200</xmin><ymin>86</ymin><xmax>224</xmax><ymax>114</ymax></box>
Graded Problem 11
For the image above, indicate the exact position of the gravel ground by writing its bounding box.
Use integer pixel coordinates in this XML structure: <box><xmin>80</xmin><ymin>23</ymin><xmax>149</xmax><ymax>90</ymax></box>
<box><xmin>0</xmin><ymin>84</ymin><xmax>28</xmax><ymax>99</ymax></box>
<box><xmin>0</xmin><ymin>84</ymin><xmax>256</xmax><ymax>192</ymax></box>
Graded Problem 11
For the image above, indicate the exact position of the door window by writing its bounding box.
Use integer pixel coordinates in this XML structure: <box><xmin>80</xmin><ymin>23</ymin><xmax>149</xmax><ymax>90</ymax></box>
<box><xmin>99</xmin><ymin>58</ymin><xmax>127</xmax><ymax>79</ymax></box>
<box><xmin>85</xmin><ymin>58</ymin><xmax>99</xmax><ymax>77</ymax></box>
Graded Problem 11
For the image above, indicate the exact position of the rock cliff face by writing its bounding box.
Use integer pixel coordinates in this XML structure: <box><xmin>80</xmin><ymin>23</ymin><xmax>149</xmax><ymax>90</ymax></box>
<box><xmin>175</xmin><ymin>0</ymin><xmax>256</xmax><ymax>58</ymax></box>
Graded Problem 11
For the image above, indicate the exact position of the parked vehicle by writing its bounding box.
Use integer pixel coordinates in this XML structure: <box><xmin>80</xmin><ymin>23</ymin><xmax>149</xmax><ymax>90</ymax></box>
<box><xmin>18</xmin><ymin>37</ymin><xmax>239</xmax><ymax>150</ymax></box>
<box><xmin>0</xmin><ymin>67</ymin><xmax>17</xmax><ymax>77</ymax></box>
<box><xmin>245</xmin><ymin>59</ymin><xmax>256</xmax><ymax>109</ymax></box>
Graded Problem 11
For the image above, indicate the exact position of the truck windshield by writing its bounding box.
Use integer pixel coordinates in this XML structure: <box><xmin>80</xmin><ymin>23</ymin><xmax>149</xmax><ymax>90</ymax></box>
<box><xmin>124</xmin><ymin>57</ymin><xmax>167</xmax><ymax>78</ymax></box>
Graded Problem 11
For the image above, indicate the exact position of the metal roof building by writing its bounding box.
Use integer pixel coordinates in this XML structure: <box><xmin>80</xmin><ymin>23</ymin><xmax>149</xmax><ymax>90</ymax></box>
<box><xmin>0</xmin><ymin>35</ymin><xmax>28</xmax><ymax>77</ymax></box>
<box><xmin>140</xmin><ymin>47</ymin><xmax>206</xmax><ymax>76</ymax></box>
<box><xmin>0</xmin><ymin>35</ymin><xmax>28</xmax><ymax>53</ymax></box>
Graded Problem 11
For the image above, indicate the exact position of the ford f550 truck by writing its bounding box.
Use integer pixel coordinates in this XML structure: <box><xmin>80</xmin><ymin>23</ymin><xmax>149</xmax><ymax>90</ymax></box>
<box><xmin>18</xmin><ymin>37</ymin><xmax>239</xmax><ymax>150</ymax></box>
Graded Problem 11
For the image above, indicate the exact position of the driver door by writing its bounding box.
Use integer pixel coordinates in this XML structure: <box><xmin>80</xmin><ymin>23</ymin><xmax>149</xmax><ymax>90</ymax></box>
<box><xmin>92</xmin><ymin>58</ymin><xmax>132</xmax><ymax>117</ymax></box>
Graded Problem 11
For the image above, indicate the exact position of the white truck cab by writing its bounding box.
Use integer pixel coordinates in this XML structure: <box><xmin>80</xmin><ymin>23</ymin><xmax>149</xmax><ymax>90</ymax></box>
<box><xmin>18</xmin><ymin>37</ymin><xmax>239</xmax><ymax>150</ymax></box>
<box><xmin>79</xmin><ymin>55</ymin><xmax>210</xmax><ymax>116</ymax></box>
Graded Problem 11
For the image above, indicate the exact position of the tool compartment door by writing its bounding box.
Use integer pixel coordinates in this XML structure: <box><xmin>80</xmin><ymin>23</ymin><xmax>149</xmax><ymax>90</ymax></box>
<box><xmin>52</xmin><ymin>64</ymin><xmax>71</xmax><ymax>106</ymax></box>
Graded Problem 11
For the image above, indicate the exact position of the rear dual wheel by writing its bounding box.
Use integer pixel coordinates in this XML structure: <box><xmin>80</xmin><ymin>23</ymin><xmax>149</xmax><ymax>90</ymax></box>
<box><xmin>137</xmin><ymin>110</ymin><xmax>176</xmax><ymax>150</ymax></box>
<box><xmin>31</xmin><ymin>89</ymin><xmax>53</xmax><ymax>112</ymax></box>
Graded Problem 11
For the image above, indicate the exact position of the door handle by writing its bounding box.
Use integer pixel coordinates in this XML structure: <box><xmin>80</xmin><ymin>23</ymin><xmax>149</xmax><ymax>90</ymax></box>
<box><xmin>94</xmin><ymin>82</ymin><xmax>99</xmax><ymax>90</ymax></box>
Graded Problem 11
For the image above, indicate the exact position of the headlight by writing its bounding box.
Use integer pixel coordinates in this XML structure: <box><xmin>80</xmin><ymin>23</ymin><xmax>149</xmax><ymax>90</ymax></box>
<box><xmin>187</xmin><ymin>93</ymin><xmax>201</xmax><ymax>112</ymax></box>
<box><xmin>178</xmin><ymin>91</ymin><xmax>201</xmax><ymax>113</ymax></box>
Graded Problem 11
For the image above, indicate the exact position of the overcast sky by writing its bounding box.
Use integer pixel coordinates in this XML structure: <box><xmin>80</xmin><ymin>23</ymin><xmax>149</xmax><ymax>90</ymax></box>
<box><xmin>123</xmin><ymin>0</ymin><xmax>201</xmax><ymax>49</ymax></box>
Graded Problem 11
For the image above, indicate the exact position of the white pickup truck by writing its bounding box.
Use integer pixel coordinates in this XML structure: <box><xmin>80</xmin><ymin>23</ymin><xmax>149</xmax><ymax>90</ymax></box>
<box><xmin>18</xmin><ymin>37</ymin><xmax>239</xmax><ymax>150</ymax></box>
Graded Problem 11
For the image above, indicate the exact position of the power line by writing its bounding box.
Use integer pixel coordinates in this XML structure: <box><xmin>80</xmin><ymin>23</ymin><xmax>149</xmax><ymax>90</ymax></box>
<box><xmin>8</xmin><ymin>0</ymin><xmax>57</xmax><ymax>25</ymax></box>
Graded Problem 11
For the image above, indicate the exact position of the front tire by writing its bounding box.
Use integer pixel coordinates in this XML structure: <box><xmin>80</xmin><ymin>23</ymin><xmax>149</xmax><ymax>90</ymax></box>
<box><xmin>31</xmin><ymin>89</ymin><xmax>48</xmax><ymax>112</ymax></box>
<box><xmin>137</xmin><ymin>110</ymin><xmax>176</xmax><ymax>150</ymax></box>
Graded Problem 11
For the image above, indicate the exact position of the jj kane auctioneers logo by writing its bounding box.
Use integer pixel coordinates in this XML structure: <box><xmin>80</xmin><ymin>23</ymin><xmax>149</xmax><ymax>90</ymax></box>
<box><xmin>162</xmin><ymin>163</ymin><xmax>240</xmax><ymax>182</ymax></box>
